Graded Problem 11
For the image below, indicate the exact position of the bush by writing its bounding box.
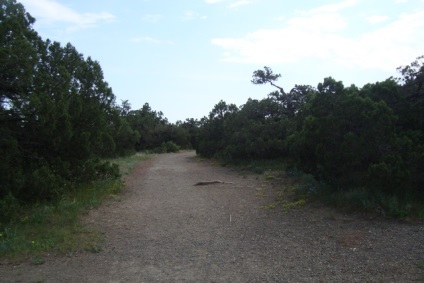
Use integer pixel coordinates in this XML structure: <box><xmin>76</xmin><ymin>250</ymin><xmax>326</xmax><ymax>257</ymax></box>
<box><xmin>95</xmin><ymin>161</ymin><xmax>120</xmax><ymax>180</ymax></box>
<box><xmin>152</xmin><ymin>141</ymin><xmax>180</xmax><ymax>153</ymax></box>
<box><xmin>0</xmin><ymin>194</ymin><xmax>21</xmax><ymax>223</ymax></box>
<box><xmin>164</xmin><ymin>141</ymin><xmax>180</xmax><ymax>153</ymax></box>
<box><xmin>23</xmin><ymin>166</ymin><xmax>65</xmax><ymax>201</ymax></box>
<box><xmin>153</xmin><ymin>143</ymin><xmax>167</xmax><ymax>154</ymax></box>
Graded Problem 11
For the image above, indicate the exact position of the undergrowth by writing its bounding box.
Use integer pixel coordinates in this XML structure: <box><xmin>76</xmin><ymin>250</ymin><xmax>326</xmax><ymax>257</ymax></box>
<box><xmin>108</xmin><ymin>152</ymin><xmax>150</xmax><ymax>176</ymax></box>
<box><xmin>258</xmin><ymin>170</ymin><xmax>311</xmax><ymax>213</ymax></box>
<box><xmin>221</xmin><ymin>158</ymin><xmax>424</xmax><ymax>220</ymax></box>
<box><xmin>321</xmin><ymin>187</ymin><xmax>424</xmax><ymax>219</ymax></box>
<box><xmin>0</xmin><ymin>153</ymin><xmax>150</xmax><ymax>262</ymax></box>
<box><xmin>227</xmin><ymin>159</ymin><xmax>312</xmax><ymax>212</ymax></box>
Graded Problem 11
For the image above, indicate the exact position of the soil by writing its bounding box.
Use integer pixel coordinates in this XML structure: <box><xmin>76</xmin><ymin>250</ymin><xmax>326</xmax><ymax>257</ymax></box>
<box><xmin>1</xmin><ymin>151</ymin><xmax>423</xmax><ymax>282</ymax></box>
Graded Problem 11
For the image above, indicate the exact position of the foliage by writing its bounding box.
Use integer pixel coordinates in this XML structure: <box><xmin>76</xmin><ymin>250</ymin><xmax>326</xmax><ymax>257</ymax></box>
<box><xmin>125</xmin><ymin>103</ymin><xmax>191</xmax><ymax>151</ymax></box>
<box><xmin>196</xmin><ymin>100</ymin><xmax>238</xmax><ymax>158</ymax></box>
<box><xmin>222</xmin><ymin>98</ymin><xmax>291</xmax><ymax>160</ymax></box>
<box><xmin>163</xmin><ymin>141</ymin><xmax>180</xmax><ymax>153</ymax></box>
<box><xmin>0</xmin><ymin>0</ymin><xmax>137</xmax><ymax>204</ymax></box>
<box><xmin>195</xmin><ymin>60</ymin><xmax>424</xmax><ymax>217</ymax></box>
<box><xmin>289</xmin><ymin>77</ymin><xmax>397</xmax><ymax>189</ymax></box>
<box><xmin>178</xmin><ymin>118</ymin><xmax>200</xmax><ymax>149</ymax></box>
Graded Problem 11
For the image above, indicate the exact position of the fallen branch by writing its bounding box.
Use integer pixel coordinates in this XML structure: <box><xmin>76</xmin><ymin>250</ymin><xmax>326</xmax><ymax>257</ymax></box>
<box><xmin>194</xmin><ymin>180</ymin><xmax>234</xmax><ymax>186</ymax></box>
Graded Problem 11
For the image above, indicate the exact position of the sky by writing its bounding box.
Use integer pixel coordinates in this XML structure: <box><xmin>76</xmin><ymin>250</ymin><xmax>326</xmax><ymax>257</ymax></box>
<box><xmin>18</xmin><ymin>0</ymin><xmax>424</xmax><ymax>122</ymax></box>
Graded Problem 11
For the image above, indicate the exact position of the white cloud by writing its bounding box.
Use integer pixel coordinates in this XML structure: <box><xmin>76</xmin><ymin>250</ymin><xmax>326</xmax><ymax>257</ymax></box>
<box><xmin>183</xmin><ymin>11</ymin><xmax>207</xmax><ymax>20</ymax></box>
<box><xmin>19</xmin><ymin>0</ymin><xmax>115</xmax><ymax>30</ymax></box>
<box><xmin>344</xmin><ymin>11</ymin><xmax>424</xmax><ymax>69</ymax></box>
<box><xmin>366</xmin><ymin>15</ymin><xmax>390</xmax><ymax>24</ymax></box>
<box><xmin>205</xmin><ymin>0</ymin><xmax>227</xmax><ymax>3</ymax></box>
<box><xmin>301</xmin><ymin>0</ymin><xmax>358</xmax><ymax>15</ymax></box>
<box><xmin>288</xmin><ymin>12</ymin><xmax>347</xmax><ymax>33</ymax></box>
<box><xmin>229</xmin><ymin>0</ymin><xmax>253</xmax><ymax>9</ymax></box>
<box><xmin>130</xmin><ymin>36</ymin><xmax>174</xmax><ymax>45</ymax></box>
<box><xmin>212</xmin><ymin>2</ymin><xmax>424</xmax><ymax>72</ymax></box>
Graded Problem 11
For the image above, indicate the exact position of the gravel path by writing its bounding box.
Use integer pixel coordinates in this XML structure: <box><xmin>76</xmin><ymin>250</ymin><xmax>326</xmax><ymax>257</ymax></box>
<box><xmin>1</xmin><ymin>151</ymin><xmax>424</xmax><ymax>282</ymax></box>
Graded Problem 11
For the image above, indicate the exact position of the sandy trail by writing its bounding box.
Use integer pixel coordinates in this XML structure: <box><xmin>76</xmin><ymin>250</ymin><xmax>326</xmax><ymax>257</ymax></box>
<box><xmin>1</xmin><ymin>151</ymin><xmax>423</xmax><ymax>282</ymax></box>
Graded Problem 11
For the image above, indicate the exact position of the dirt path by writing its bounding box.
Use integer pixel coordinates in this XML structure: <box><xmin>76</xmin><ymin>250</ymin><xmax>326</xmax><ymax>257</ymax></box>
<box><xmin>1</xmin><ymin>151</ymin><xmax>424</xmax><ymax>282</ymax></box>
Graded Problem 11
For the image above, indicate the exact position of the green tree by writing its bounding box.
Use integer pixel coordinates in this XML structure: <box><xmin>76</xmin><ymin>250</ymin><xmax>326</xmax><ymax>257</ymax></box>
<box><xmin>222</xmin><ymin>98</ymin><xmax>290</xmax><ymax>160</ymax></box>
<box><xmin>196</xmin><ymin>100</ymin><xmax>237</xmax><ymax>158</ymax></box>
<box><xmin>0</xmin><ymin>0</ymin><xmax>42</xmax><ymax>199</ymax></box>
<box><xmin>360</xmin><ymin>58</ymin><xmax>424</xmax><ymax>195</ymax></box>
<box><xmin>252</xmin><ymin>66</ymin><xmax>312</xmax><ymax>117</ymax></box>
<box><xmin>289</xmin><ymin>77</ymin><xmax>397</xmax><ymax>188</ymax></box>
<box><xmin>0</xmin><ymin>0</ymin><xmax>127</xmax><ymax>201</ymax></box>
<box><xmin>180</xmin><ymin>118</ymin><xmax>200</xmax><ymax>149</ymax></box>
<box><xmin>126</xmin><ymin>103</ymin><xmax>168</xmax><ymax>150</ymax></box>
<box><xmin>126</xmin><ymin>103</ymin><xmax>190</xmax><ymax>151</ymax></box>
<box><xmin>108</xmin><ymin>100</ymin><xmax>140</xmax><ymax>156</ymax></box>
<box><xmin>397</xmin><ymin>55</ymin><xmax>424</xmax><ymax>102</ymax></box>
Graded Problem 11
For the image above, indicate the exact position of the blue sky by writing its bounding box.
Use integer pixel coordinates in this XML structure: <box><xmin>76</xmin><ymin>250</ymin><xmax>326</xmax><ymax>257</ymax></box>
<box><xmin>19</xmin><ymin>0</ymin><xmax>424</xmax><ymax>122</ymax></box>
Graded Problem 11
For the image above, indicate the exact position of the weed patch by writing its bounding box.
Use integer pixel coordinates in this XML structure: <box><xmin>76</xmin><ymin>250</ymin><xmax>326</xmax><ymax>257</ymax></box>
<box><xmin>109</xmin><ymin>152</ymin><xmax>150</xmax><ymax>176</ymax></box>
<box><xmin>254</xmin><ymin>166</ymin><xmax>311</xmax><ymax>213</ymax></box>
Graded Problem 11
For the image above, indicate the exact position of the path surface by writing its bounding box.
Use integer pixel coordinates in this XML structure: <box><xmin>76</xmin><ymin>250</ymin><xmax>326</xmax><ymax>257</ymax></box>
<box><xmin>1</xmin><ymin>151</ymin><xmax>424</xmax><ymax>282</ymax></box>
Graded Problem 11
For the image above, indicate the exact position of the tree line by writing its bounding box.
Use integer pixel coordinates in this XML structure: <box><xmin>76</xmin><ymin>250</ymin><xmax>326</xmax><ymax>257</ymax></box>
<box><xmin>195</xmin><ymin>61</ymin><xmax>424</xmax><ymax>213</ymax></box>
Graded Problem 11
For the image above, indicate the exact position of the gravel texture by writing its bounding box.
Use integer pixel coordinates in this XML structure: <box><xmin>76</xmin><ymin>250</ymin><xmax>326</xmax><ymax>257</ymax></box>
<box><xmin>1</xmin><ymin>151</ymin><xmax>423</xmax><ymax>282</ymax></box>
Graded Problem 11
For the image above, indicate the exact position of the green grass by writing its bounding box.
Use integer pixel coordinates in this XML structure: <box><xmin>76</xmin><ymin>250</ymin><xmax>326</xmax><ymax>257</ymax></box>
<box><xmin>0</xmin><ymin>153</ymin><xmax>150</xmax><ymax>262</ymax></box>
<box><xmin>241</xmin><ymin>159</ymin><xmax>288</xmax><ymax>174</ymax></box>
<box><xmin>109</xmin><ymin>152</ymin><xmax>150</xmax><ymax>176</ymax></box>
<box><xmin>235</xmin><ymin>160</ymin><xmax>312</xmax><ymax>213</ymax></box>
<box><xmin>317</xmin><ymin>186</ymin><xmax>424</xmax><ymax>219</ymax></box>
<box><xmin>253</xmin><ymin>161</ymin><xmax>424</xmax><ymax>219</ymax></box>
<box><xmin>418</xmin><ymin>261</ymin><xmax>424</xmax><ymax>268</ymax></box>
